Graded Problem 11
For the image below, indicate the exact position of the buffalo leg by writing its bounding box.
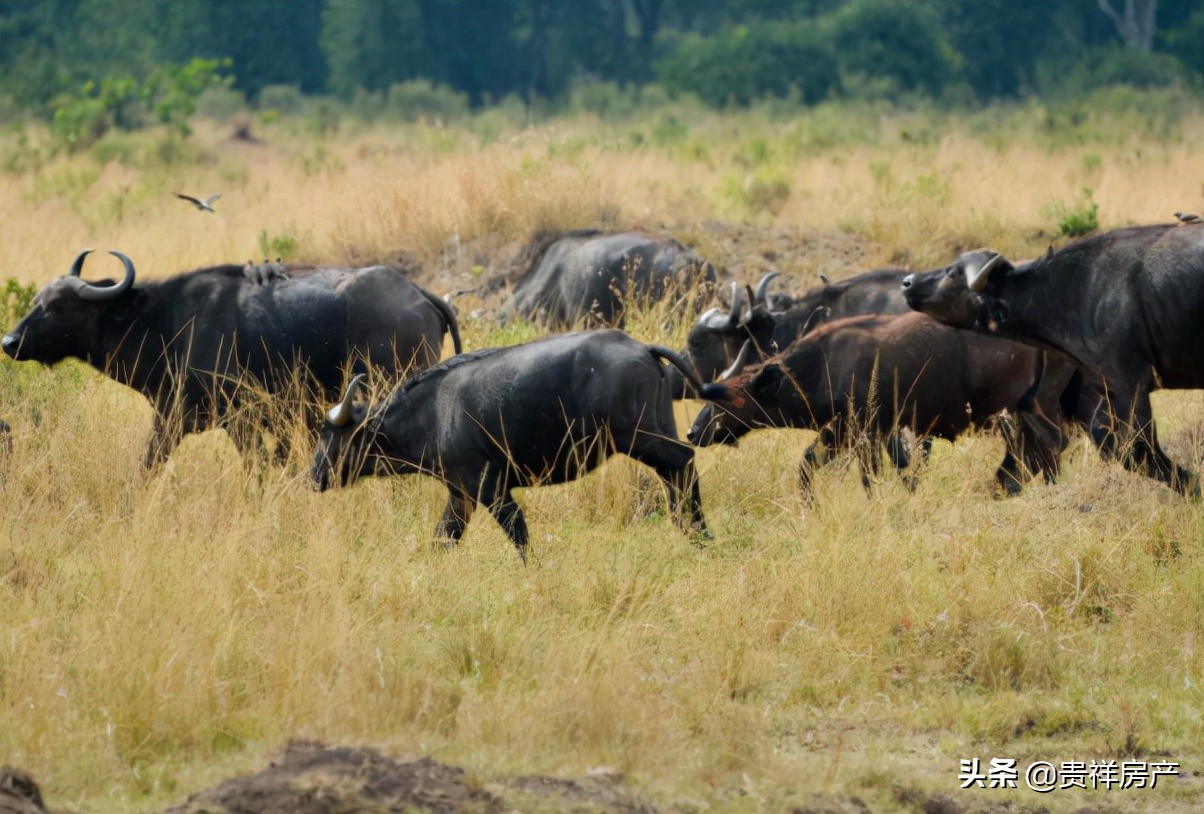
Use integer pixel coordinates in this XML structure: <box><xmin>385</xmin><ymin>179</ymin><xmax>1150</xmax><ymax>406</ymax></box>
<box><xmin>434</xmin><ymin>489</ymin><xmax>476</xmax><ymax>546</ymax></box>
<box><xmin>623</xmin><ymin>433</ymin><xmax>710</xmax><ymax>540</ymax></box>
<box><xmin>1112</xmin><ymin>390</ymin><xmax>1197</xmax><ymax>495</ymax></box>
<box><xmin>1018</xmin><ymin>408</ymin><xmax>1067</xmax><ymax>485</ymax></box>
<box><xmin>885</xmin><ymin>433</ymin><xmax>910</xmax><ymax>470</ymax></box>
<box><xmin>887</xmin><ymin>430</ymin><xmax>929</xmax><ymax>492</ymax></box>
<box><xmin>856</xmin><ymin>437</ymin><xmax>883</xmax><ymax>495</ymax></box>
<box><xmin>799</xmin><ymin>428</ymin><xmax>838</xmax><ymax>500</ymax></box>
<box><xmin>993</xmin><ymin>414</ymin><xmax>1029</xmax><ymax>497</ymax></box>
<box><xmin>798</xmin><ymin>439</ymin><xmax>825</xmax><ymax>500</ymax></box>
<box><xmin>484</xmin><ymin>490</ymin><xmax>530</xmax><ymax>564</ymax></box>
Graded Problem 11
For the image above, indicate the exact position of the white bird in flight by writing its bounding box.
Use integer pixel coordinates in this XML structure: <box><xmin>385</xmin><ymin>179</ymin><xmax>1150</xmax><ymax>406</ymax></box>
<box><xmin>175</xmin><ymin>193</ymin><xmax>221</xmax><ymax>213</ymax></box>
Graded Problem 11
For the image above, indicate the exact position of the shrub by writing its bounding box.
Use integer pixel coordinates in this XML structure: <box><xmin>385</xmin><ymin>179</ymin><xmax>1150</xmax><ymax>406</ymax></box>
<box><xmin>49</xmin><ymin>58</ymin><xmax>230</xmax><ymax>151</ymax></box>
<box><xmin>567</xmin><ymin>79</ymin><xmax>638</xmax><ymax>120</ymax></box>
<box><xmin>1038</xmin><ymin>47</ymin><xmax>1193</xmax><ymax>98</ymax></box>
<box><xmin>257</xmin><ymin>84</ymin><xmax>305</xmax><ymax>115</ymax></box>
<box><xmin>1048</xmin><ymin>188</ymin><xmax>1099</xmax><ymax>238</ymax></box>
<box><xmin>1163</xmin><ymin>8</ymin><xmax>1204</xmax><ymax>78</ymax></box>
<box><xmin>196</xmin><ymin>86</ymin><xmax>247</xmax><ymax>121</ymax></box>
<box><xmin>719</xmin><ymin>167</ymin><xmax>792</xmax><ymax>216</ymax></box>
<box><xmin>258</xmin><ymin>228</ymin><xmax>300</xmax><ymax>261</ymax></box>
<box><xmin>1</xmin><ymin>278</ymin><xmax>37</xmax><ymax>328</ymax></box>
<box><xmin>385</xmin><ymin>79</ymin><xmax>470</xmax><ymax>122</ymax></box>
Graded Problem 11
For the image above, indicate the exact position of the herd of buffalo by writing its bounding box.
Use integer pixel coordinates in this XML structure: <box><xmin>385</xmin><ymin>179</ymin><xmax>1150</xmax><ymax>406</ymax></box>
<box><xmin>3</xmin><ymin>221</ymin><xmax>1202</xmax><ymax>561</ymax></box>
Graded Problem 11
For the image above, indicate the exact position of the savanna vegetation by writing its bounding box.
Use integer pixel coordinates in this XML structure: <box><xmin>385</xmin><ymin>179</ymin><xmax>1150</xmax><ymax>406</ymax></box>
<box><xmin>3</xmin><ymin>1</ymin><xmax>1204</xmax><ymax>812</ymax></box>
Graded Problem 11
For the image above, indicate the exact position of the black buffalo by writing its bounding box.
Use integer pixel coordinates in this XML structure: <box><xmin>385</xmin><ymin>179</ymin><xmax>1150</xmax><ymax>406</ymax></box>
<box><xmin>688</xmin><ymin>312</ymin><xmax>1069</xmax><ymax>496</ymax></box>
<box><xmin>675</xmin><ymin>268</ymin><xmax>921</xmax><ymax>473</ymax></box>
<box><xmin>682</xmin><ymin>268</ymin><xmax>911</xmax><ymax>388</ymax></box>
<box><xmin>499</xmin><ymin>229</ymin><xmax>717</xmax><ymax>328</ymax></box>
<box><xmin>901</xmin><ymin>224</ymin><xmax>1198</xmax><ymax>494</ymax></box>
<box><xmin>2</xmin><ymin>250</ymin><xmax>462</xmax><ymax>467</ymax></box>
<box><xmin>311</xmin><ymin>330</ymin><xmax>710</xmax><ymax>562</ymax></box>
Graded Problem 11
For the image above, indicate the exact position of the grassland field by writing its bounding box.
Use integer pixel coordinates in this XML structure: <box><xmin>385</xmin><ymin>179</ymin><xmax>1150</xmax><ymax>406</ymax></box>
<box><xmin>3</xmin><ymin>98</ymin><xmax>1204</xmax><ymax>812</ymax></box>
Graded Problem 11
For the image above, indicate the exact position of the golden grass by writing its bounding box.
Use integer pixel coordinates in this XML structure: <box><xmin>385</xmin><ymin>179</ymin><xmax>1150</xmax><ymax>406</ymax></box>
<box><xmin>2</xmin><ymin>107</ymin><xmax>1204</xmax><ymax>812</ymax></box>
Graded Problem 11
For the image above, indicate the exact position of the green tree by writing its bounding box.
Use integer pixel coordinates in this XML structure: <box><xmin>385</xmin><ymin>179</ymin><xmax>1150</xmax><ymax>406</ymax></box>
<box><xmin>657</xmin><ymin>22</ymin><xmax>838</xmax><ymax>105</ymax></box>
<box><xmin>826</xmin><ymin>0</ymin><xmax>958</xmax><ymax>96</ymax></box>
<box><xmin>1162</xmin><ymin>5</ymin><xmax>1204</xmax><ymax>77</ymax></box>
<box><xmin>0</xmin><ymin>0</ymin><xmax>84</xmax><ymax>109</ymax></box>
<box><xmin>192</xmin><ymin>1</ymin><xmax>327</xmax><ymax>96</ymax></box>
<box><xmin>942</xmin><ymin>0</ymin><xmax>1063</xmax><ymax>98</ymax></box>
<box><xmin>417</xmin><ymin>0</ymin><xmax>519</xmax><ymax>103</ymax></box>
<box><xmin>321</xmin><ymin>0</ymin><xmax>428</xmax><ymax>96</ymax></box>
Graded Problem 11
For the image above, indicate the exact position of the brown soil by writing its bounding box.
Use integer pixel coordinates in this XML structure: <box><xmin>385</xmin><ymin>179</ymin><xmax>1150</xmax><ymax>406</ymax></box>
<box><xmin>158</xmin><ymin>740</ymin><xmax>658</xmax><ymax>814</ymax></box>
<box><xmin>4</xmin><ymin>749</ymin><xmax>1141</xmax><ymax>814</ymax></box>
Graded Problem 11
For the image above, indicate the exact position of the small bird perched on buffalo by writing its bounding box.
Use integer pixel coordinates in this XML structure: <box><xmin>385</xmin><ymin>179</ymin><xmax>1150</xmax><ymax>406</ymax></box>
<box><xmin>175</xmin><ymin>192</ymin><xmax>221</xmax><ymax>213</ymax></box>
<box><xmin>1173</xmin><ymin>211</ymin><xmax>1201</xmax><ymax>224</ymax></box>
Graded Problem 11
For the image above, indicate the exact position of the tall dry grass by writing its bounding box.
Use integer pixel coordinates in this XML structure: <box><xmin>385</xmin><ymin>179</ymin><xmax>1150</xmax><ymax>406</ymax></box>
<box><xmin>1</xmin><ymin>107</ymin><xmax>1204</xmax><ymax>812</ymax></box>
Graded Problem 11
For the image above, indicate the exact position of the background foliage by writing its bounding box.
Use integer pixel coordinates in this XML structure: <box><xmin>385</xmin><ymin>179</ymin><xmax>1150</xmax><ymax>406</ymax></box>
<box><xmin>2</xmin><ymin>0</ymin><xmax>1202</xmax><ymax>127</ymax></box>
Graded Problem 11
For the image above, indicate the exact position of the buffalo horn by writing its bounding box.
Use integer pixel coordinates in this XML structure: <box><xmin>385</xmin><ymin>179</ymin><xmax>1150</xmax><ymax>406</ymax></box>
<box><xmin>699</xmin><ymin>306</ymin><xmax>729</xmax><ymax>330</ymax></box>
<box><xmin>71</xmin><ymin>250</ymin><xmax>137</xmax><ymax>302</ymax></box>
<box><xmin>327</xmin><ymin>373</ymin><xmax>366</xmax><ymax>427</ymax></box>
<box><xmin>965</xmin><ymin>252</ymin><xmax>1004</xmax><ymax>293</ymax></box>
<box><xmin>725</xmin><ymin>283</ymin><xmax>744</xmax><ymax>329</ymax></box>
<box><xmin>68</xmin><ymin>249</ymin><xmax>94</xmax><ymax>277</ymax></box>
<box><xmin>718</xmin><ymin>339</ymin><xmax>752</xmax><ymax>381</ymax></box>
<box><xmin>754</xmin><ymin>270</ymin><xmax>780</xmax><ymax>304</ymax></box>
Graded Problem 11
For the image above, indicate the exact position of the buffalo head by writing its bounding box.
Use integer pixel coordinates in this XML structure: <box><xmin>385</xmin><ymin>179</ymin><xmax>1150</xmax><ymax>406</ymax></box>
<box><xmin>684</xmin><ymin>275</ymin><xmax>782</xmax><ymax>384</ymax></box>
<box><xmin>2</xmin><ymin>250</ymin><xmax>140</xmax><ymax>365</ymax></box>
<box><xmin>901</xmin><ymin>249</ymin><xmax>1016</xmax><ymax>331</ymax></box>
<box><xmin>311</xmin><ymin>374</ymin><xmax>381</xmax><ymax>491</ymax></box>
<box><xmin>687</xmin><ymin>341</ymin><xmax>786</xmax><ymax>446</ymax></box>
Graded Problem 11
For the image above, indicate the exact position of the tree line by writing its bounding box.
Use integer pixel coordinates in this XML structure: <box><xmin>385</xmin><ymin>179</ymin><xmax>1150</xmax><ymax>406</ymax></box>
<box><xmin>1</xmin><ymin>0</ymin><xmax>1201</xmax><ymax>116</ymax></box>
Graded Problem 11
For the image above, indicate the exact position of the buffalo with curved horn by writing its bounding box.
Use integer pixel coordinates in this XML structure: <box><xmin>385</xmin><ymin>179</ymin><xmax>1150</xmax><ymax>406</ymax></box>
<box><xmin>311</xmin><ymin>331</ymin><xmax>710</xmax><ymax>563</ymax></box>
<box><xmin>902</xmin><ymin>227</ymin><xmax>1200</xmax><ymax>494</ymax></box>
<box><xmin>689</xmin><ymin>313</ymin><xmax>1071</xmax><ymax>498</ymax></box>
<box><xmin>2</xmin><ymin>250</ymin><xmax>462</xmax><ymax>468</ymax></box>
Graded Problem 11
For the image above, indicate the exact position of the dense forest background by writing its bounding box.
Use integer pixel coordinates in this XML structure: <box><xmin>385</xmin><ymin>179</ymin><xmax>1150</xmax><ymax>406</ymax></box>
<box><xmin>2</xmin><ymin>0</ymin><xmax>1202</xmax><ymax>120</ymax></box>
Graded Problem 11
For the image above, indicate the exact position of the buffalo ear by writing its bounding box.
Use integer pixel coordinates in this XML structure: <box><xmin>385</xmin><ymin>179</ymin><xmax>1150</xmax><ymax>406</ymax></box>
<box><xmin>700</xmin><ymin>382</ymin><xmax>729</xmax><ymax>401</ymax></box>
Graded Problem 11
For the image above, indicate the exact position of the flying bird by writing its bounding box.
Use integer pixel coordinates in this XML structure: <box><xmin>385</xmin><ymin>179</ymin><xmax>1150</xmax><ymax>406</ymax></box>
<box><xmin>1174</xmin><ymin>211</ymin><xmax>1201</xmax><ymax>224</ymax></box>
<box><xmin>175</xmin><ymin>193</ymin><xmax>221</xmax><ymax>213</ymax></box>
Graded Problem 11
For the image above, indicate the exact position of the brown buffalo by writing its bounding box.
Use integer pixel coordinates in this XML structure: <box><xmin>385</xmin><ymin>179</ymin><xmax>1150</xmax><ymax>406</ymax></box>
<box><xmin>688</xmin><ymin>312</ymin><xmax>1070</xmax><ymax>496</ymax></box>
